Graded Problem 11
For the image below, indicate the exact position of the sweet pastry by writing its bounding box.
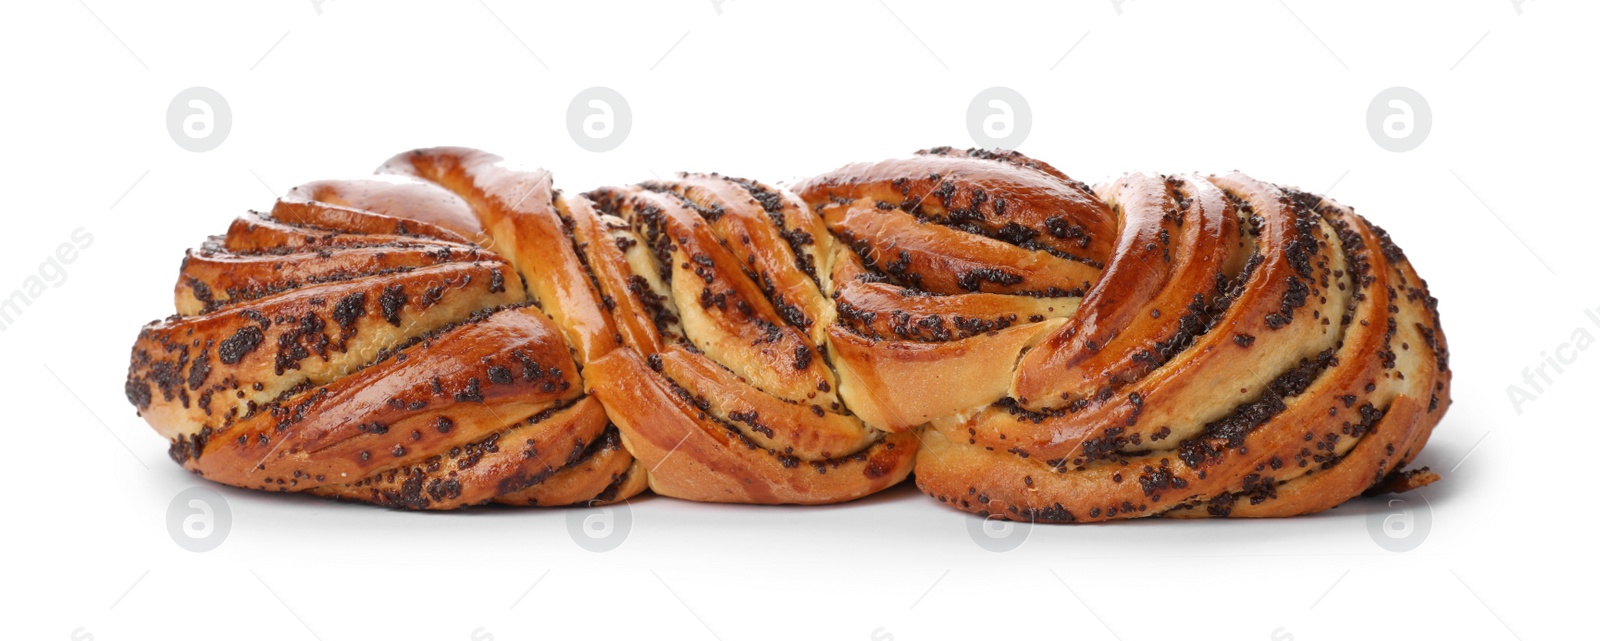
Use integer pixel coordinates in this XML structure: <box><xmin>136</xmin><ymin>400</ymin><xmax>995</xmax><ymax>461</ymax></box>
<box><xmin>574</xmin><ymin>176</ymin><xmax>918</xmax><ymax>503</ymax></box>
<box><xmin>125</xmin><ymin>170</ymin><xmax>646</xmax><ymax>509</ymax></box>
<box><xmin>794</xmin><ymin>148</ymin><xmax>1450</xmax><ymax>521</ymax></box>
<box><xmin>371</xmin><ymin>148</ymin><xmax>919</xmax><ymax>504</ymax></box>
<box><xmin>124</xmin><ymin>146</ymin><xmax>1449</xmax><ymax>518</ymax></box>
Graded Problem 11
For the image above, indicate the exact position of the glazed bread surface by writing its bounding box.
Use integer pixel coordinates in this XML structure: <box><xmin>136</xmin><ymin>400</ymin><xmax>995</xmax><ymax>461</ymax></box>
<box><xmin>125</xmin><ymin>146</ymin><xmax>1449</xmax><ymax>518</ymax></box>
<box><xmin>125</xmin><ymin>170</ymin><xmax>646</xmax><ymax>509</ymax></box>
<box><xmin>795</xmin><ymin>149</ymin><xmax>1449</xmax><ymax>522</ymax></box>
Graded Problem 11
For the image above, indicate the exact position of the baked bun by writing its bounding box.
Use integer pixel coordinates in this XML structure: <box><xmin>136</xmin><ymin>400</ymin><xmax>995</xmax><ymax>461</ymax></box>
<box><xmin>795</xmin><ymin>148</ymin><xmax>1450</xmax><ymax>522</ymax></box>
<box><xmin>125</xmin><ymin>168</ymin><xmax>646</xmax><ymax>509</ymax></box>
<box><xmin>125</xmin><ymin>145</ymin><xmax>1449</xmax><ymax>518</ymax></box>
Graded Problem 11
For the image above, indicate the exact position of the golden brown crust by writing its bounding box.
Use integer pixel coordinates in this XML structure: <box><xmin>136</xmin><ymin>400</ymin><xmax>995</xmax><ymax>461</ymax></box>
<box><xmin>126</xmin><ymin>168</ymin><xmax>645</xmax><ymax>509</ymax></box>
<box><xmin>577</xmin><ymin>174</ymin><xmax>917</xmax><ymax>504</ymax></box>
<box><xmin>379</xmin><ymin>147</ymin><xmax>625</xmax><ymax>366</ymax></box>
<box><xmin>792</xmin><ymin>149</ymin><xmax>1110</xmax><ymax>434</ymax></box>
<box><xmin>586</xmin><ymin>348</ymin><xmax>915</xmax><ymax>504</ymax></box>
<box><xmin>895</xmin><ymin>168</ymin><xmax>1450</xmax><ymax>522</ymax></box>
<box><xmin>284</xmin><ymin>176</ymin><xmax>488</xmax><ymax>244</ymax></box>
<box><xmin>126</xmin><ymin>145</ymin><xmax>1449</xmax><ymax>517</ymax></box>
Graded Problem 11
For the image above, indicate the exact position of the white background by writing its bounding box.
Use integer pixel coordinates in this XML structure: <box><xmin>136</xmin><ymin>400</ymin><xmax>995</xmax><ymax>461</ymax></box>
<box><xmin>1</xmin><ymin>1</ymin><xmax>1591</xmax><ymax>639</ymax></box>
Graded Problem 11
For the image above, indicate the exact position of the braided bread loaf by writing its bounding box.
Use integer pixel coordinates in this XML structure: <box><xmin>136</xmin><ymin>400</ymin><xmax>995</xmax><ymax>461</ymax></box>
<box><xmin>124</xmin><ymin>146</ymin><xmax>1449</xmax><ymax>519</ymax></box>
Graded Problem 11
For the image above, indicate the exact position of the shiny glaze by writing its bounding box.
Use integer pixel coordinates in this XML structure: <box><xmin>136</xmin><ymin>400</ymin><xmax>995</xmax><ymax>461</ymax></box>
<box><xmin>793</xmin><ymin>150</ymin><xmax>1111</xmax><ymax>433</ymax></box>
<box><xmin>910</xmin><ymin>172</ymin><xmax>1448</xmax><ymax>522</ymax></box>
<box><xmin>131</xmin><ymin>260</ymin><xmax>521</xmax><ymax>441</ymax></box>
<box><xmin>1010</xmin><ymin>173</ymin><xmax>1246</xmax><ymax>405</ymax></box>
<box><xmin>792</xmin><ymin>147</ymin><xmax>1118</xmax><ymax>264</ymax></box>
<box><xmin>578</xmin><ymin>171</ymin><xmax>914</xmax><ymax>503</ymax></box>
<box><xmin>655</xmin><ymin>346</ymin><xmax>873</xmax><ymax>459</ymax></box>
<box><xmin>272</xmin><ymin>188</ymin><xmax>477</xmax><ymax>246</ymax></box>
<box><xmin>664</xmin><ymin>173</ymin><xmax>837</xmax><ymax>347</ymax></box>
<box><xmin>220</xmin><ymin>212</ymin><xmax>454</xmax><ymax>253</ymax></box>
<box><xmin>125</xmin><ymin>164</ymin><xmax>646</xmax><ymax>509</ymax></box>
<box><xmin>823</xmin><ymin>199</ymin><xmax>1099</xmax><ymax>295</ymax></box>
<box><xmin>287</xmin><ymin>176</ymin><xmax>487</xmax><ymax>244</ymax></box>
<box><xmin>625</xmin><ymin>186</ymin><xmax>835</xmax><ymax>403</ymax></box>
<box><xmin>381</xmin><ymin>148</ymin><xmax>623</xmax><ymax>367</ymax></box>
<box><xmin>309</xmin><ymin>396</ymin><xmax>619</xmax><ymax>509</ymax></box>
<box><xmin>187</xmin><ymin>305</ymin><xmax>580</xmax><ymax>491</ymax></box>
<box><xmin>792</xmin><ymin>148</ymin><xmax>1446</xmax><ymax>522</ymax></box>
<box><xmin>586</xmin><ymin>348</ymin><xmax>915</xmax><ymax>504</ymax></box>
<box><xmin>176</xmin><ymin>242</ymin><xmax>493</xmax><ymax>315</ymax></box>
<box><xmin>125</xmin><ymin>145</ymin><xmax>1449</xmax><ymax>518</ymax></box>
<box><xmin>833</xmin><ymin>280</ymin><xmax>1080</xmax><ymax>342</ymax></box>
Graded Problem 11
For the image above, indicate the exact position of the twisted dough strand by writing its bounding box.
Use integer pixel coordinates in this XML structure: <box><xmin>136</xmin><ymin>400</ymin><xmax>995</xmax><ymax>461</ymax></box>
<box><xmin>795</xmin><ymin>149</ymin><xmax>1449</xmax><ymax>522</ymax></box>
<box><xmin>125</xmin><ymin>146</ymin><xmax>1449</xmax><ymax>518</ymax></box>
<box><xmin>126</xmin><ymin>169</ymin><xmax>646</xmax><ymax>509</ymax></box>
